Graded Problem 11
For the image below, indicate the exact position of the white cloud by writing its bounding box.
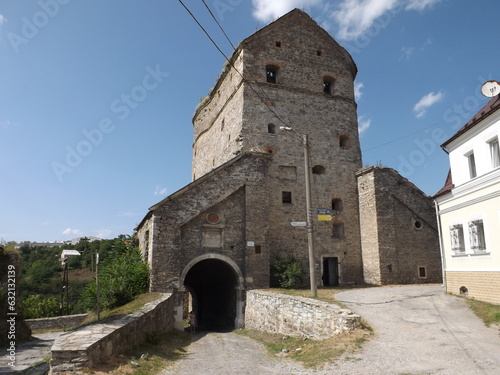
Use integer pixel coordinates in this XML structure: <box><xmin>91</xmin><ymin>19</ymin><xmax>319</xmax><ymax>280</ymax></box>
<box><xmin>62</xmin><ymin>228</ymin><xmax>83</xmax><ymax>237</ymax></box>
<box><xmin>252</xmin><ymin>0</ymin><xmax>322</xmax><ymax>22</ymax></box>
<box><xmin>330</xmin><ymin>0</ymin><xmax>441</xmax><ymax>41</ymax></box>
<box><xmin>413</xmin><ymin>91</ymin><xmax>443</xmax><ymax>118</ymax></box>
<box><xmin>95</xmin><ymin>229</ymin><xmax>112</xmax><ymax>238</ymax></box>
<box><xmin>354</xmin><ymin>81</ymin><xmax>364</xmax><ymax>101</ymax></box>
<box><xmin>332</xmin><ymin>0</ymin><xmax>399</xmax><ymax>40</ymax></box>
<box><xmin>0</xmin><ymin>15</ymin><xmax>6</xmax><ymax>25</ymax></box>
<box><xmin>406</xmin><ymin>0</ymin><xmax>441</xmax><ymax>11</ymax></box>
<box><xmin>358</xmin><ymin>116</ymin><xmax>371</xmax><ymax>134</ymax></box>
<box><xmin>154</xmin><ymin>185</ymin><xmax>168</xmax><ymax>196</ymax></box>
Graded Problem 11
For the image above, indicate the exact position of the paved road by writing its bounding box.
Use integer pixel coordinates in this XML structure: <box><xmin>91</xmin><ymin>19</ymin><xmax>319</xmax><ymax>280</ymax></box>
<box><xmin>0</xmin><ymin>332</ymin><xmax>61</xmax><ymax>374</ymax></box>
<box><xmin>160</xmin><ymin>285</ymin><xmax>500</xmax><ymax>375</ymax></box>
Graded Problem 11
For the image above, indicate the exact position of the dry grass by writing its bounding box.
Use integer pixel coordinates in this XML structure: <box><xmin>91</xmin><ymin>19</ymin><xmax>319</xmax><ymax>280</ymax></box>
<box><xmin>82</xmin><ymin>293</ymin><xmax>163</xmax><ymax>326</ymax></box>
<box><xmin>83</xmin><ymin>330</ymin><xmax>192</xmax><ymax>375</ymax></box>
<box><xmin>236</xmin><ymin>328</ymin><xmax>371</xmax><ymax>369</ymax></box>
<box><xmin>239</xmin><ymin>287</ymin><xmax>373</xmax><ymax>368</ymax></box>
<box><xmin>466</xmin><ymin>298</ymin><xmax>500</xmax><ymax>327</ymax></box>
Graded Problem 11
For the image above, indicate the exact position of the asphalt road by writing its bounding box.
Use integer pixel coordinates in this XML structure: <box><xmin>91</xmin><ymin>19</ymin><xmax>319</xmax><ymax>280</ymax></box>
<box><xmin>160</xmin><ymin>285</ymin><xmax>500</xmax><ymax>375</ymax></box>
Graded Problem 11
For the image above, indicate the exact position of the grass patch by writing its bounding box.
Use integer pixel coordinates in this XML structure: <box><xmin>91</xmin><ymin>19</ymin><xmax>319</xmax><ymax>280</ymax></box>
<box><xmin>82</xmin><ymin>293</ymin><xmax>163</xmax><ymax>326</ymax></box>
<box><xmin>466</xmin><ymin>298</ymin><xmax>500</xmax><ymax>327</ymax></box>
<box><xmin>236</xmin><ymin>328</ymin><xmax>370</xmax><ymax>369</ymax></box>
<box><xmin>83</xmin><ymin>330</ymin><xmax>191</xmax><ymax>375</ymax></box>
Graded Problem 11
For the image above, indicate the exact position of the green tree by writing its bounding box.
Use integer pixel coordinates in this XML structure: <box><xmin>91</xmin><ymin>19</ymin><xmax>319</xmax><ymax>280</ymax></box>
<box><xmin>81</xmin><ymin>242</ymin><xmax>149</xmax><ymax>311</ymax></box>
<box><xmin>21</xmin><ymin>295</ymin><xmax>60</xmax><ymax>319</ymax></box>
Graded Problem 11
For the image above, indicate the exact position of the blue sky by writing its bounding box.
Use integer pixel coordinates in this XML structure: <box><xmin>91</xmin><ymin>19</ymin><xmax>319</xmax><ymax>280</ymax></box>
<box><xmin>0</xmin><ymin>0</ymin><xmax>498</xmax><ymax>242</ymax></box>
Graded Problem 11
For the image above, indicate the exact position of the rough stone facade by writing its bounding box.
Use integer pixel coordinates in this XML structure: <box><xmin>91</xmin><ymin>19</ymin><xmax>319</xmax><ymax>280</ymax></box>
<box><xmin>357</xmin><ymin>166</ymin><xmax>442</xmax><ymax>285</ymax></box>
<box><xmin>245</xmin><ymin>290</ymin><xmax>361</xmax><ymax>340</ymax></box>
<box><xmin>136</xmin><ymin>9</ymin><xmax>442</xmax><ymax>331</ymax></box>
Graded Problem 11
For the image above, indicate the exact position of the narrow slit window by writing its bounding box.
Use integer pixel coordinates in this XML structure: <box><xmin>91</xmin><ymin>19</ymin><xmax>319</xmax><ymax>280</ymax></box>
<box><xmin>418</xmin><ymin>266</ymin><xmax>427</xmax><ymax>278</ymax></box>
<box><xmin>275</xmin><ymin>41</ymin><xmax>282</xmax><ymax>47</ymax></box>
<box><xmin>268</xmin><ymin>123</ymin><xmax>276</xmax><ymax>134</ymax></box>
<box><xmin>282</xmin><ymin>191</ymin><xmax>292</xmax><ymax>204</ymax></box>
<box><xmin>339</xmin><ymin>135</ymin><xmax>350</xmax><ymax>148</ymax></box>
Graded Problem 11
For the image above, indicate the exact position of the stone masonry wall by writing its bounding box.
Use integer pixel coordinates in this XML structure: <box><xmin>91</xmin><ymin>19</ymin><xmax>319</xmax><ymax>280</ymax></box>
<box><xmin>26</xmin><ymin>314</ymin><xmax>87</xmax><ymax>332</ymax></box>
<box><xmin>50</xmin><ymin>293</ymin><xmax>175</xmax><ymax>374</ymax></box>
<box><xmin>245</xmin><ymin>290</ymin><xmax>361</xmax><ymax>340</ymax></box>
<box><xmin>357</xmin><ymin>167</ymin><xmax>442</xmax><ymax>285</ymax></box>
<box><xmin>137</xmin><ymin>152</ymin><xmax>272</xmax><ymax>292</ymax></box>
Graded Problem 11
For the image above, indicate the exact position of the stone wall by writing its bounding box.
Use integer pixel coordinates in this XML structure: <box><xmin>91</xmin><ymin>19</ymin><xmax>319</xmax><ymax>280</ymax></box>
<box><xmin>244</xmin><ymin>290</ymin><xmax>361</xmax><ymax>340</ymax></box>
<box><xmin>50</xmin><ymin>293</ymin><xmax>175</xmax><ymax>374</ymax></box>
<box><xmin>357</xmin><ymin>166</ymin><xmax>442</xmax><ymax>285</ymax></box>
<box><xmin>26</xmin><ymin>314</ymin><xmax>87</xmax><ymax>332</ymax></box>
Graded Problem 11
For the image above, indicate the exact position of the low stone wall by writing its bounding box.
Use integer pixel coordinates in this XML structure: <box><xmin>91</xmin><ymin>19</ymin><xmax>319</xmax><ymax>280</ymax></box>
<box><xmin>50</xmin><ymin>293</ymin><xmax>175</xmax><ymax>374</ymax></box>
<box><xmin>245</xmin><ymin>290</ymin><xmax>361</xmax><ymax>340</ymax></box>
<box><xmin>26</xmin><ymin>314</ymin><xmax>87</xmax><ymax>332</ymax></box>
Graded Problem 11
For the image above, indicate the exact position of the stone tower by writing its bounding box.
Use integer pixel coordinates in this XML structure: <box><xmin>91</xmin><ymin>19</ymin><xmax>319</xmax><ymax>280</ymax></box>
<box><xmin>192</xmin><ymin>9</ymin><xmax>363</xmax><ymax>284</ymax></box>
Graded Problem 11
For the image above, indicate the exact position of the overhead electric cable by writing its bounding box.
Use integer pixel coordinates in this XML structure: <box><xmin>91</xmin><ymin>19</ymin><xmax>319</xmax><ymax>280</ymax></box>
<box><xmin>178</xmin><ymin>0</ymin><xmax>290</xmax><ymax>127</ymax></box>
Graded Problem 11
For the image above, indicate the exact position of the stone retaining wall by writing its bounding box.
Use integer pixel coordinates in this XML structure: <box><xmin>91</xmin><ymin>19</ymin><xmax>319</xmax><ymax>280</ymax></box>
<box><xmin>244</xmin><ymin>290</ymin><xmax>361</xmax><ymax>340</ymax></box>
<box><xmin>50</xmin><ymin>293</ymin><xmax>175</xmax><ymax>374</ymax></box>
<box><xmin>26</xmin><ymin>314</ymin><xmax>87</xmax><ymax>332</ymax></box>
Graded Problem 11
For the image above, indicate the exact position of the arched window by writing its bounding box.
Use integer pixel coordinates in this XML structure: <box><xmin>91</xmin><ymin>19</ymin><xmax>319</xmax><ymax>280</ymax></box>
<box><xmin>268</xmin><ymin>123</ymin><xmax>276</xmax><ymax>134</ymax></box>
<box><xmin>266</xmin><ymin>65</ymin><xmax>279</xmax><ymax>84</ymax></box>
<box><xmin>312</xmin><ymin>165</ymin><xmax>325</xmax><ymax>175</ymax></box>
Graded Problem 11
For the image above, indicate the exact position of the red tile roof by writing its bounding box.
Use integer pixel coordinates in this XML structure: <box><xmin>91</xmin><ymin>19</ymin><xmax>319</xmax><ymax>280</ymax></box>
<box><xmin>441</xmin><ymin>95</ymin><xmax>500</xmax><ymax>149</ymax></box>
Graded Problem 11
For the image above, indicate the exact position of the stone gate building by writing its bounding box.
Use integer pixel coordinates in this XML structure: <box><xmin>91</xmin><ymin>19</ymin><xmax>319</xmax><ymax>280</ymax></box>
<box><xmin>136</xmin><ymin>9</ymin><xmax>441</xmax><ymax>331</ymax></box>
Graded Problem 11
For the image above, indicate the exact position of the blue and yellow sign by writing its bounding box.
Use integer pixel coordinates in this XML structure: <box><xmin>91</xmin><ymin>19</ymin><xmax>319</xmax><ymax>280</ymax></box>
<box><xmin>317</xmin><ymin>208</ymin><xmax>332</xmax><ymax>221</ymax></box>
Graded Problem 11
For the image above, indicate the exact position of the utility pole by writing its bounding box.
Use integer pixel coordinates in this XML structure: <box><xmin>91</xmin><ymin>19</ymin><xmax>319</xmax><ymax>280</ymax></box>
<box><xmin>96</xmin><ymin>250</ymin><xmax>100</xmax><ymax>321</ymax></box>
<box><xmin>280</xmin><ymin>126</ymin><xmax>317</xmax><ymax>297</ymax></box>
<box><xmin>303</xmin><ymin>134</ymin><xmax>317</xmax><ymax>297</ymax></box>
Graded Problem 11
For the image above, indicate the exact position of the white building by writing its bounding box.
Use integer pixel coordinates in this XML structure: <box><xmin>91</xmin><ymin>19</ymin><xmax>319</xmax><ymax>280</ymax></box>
<box><xmin>435</xmin><ymin>94</ymin><xmax>500</xmax><ymax>305</ymax></box>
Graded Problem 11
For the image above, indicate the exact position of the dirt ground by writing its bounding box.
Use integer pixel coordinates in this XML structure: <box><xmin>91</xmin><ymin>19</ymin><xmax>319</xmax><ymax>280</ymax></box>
<box><xmin>160</xmin><ymin>285</ymin><xmax>500</xmax><ymax>375</ymax></box>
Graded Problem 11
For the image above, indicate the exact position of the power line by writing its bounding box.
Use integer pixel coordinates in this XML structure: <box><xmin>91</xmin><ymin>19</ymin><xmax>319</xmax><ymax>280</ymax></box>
<box><xmin>178</xmin><ymin>0</ymin><xmax>289</xmax><ymax>127</ymax></box>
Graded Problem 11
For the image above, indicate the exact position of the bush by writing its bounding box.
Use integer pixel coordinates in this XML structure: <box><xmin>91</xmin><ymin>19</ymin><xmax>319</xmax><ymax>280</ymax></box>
<box><xmin>272</xmin><ymin>256</ymin><xmax>304</xmax><ymax>289</ymax></box>
<box><xmin>21</xmin><ymin>295</ymin><xmax>60</xmax><ymax>319</ymax></box>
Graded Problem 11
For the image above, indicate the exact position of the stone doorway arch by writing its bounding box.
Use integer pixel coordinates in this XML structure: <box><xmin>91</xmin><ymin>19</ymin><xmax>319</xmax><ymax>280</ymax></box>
<box><xmin>176</xmin><ymin>254</ymin><xmax>245</xmax><ymax>331</ymax></box>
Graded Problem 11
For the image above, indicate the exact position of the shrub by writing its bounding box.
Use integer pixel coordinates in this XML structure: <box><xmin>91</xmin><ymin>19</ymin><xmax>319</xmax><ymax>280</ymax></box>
<box><xmin>272</xmin><ymin>256</ymin><xmax>304</xmax><ymax>289</ymax></box>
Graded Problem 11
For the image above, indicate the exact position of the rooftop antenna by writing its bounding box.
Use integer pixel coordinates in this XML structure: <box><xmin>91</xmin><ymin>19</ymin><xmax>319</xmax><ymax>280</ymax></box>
<box><xmin>480</xmin><ymin>80</ymin><xmax>500</xmax><ymax>97</ymax></box>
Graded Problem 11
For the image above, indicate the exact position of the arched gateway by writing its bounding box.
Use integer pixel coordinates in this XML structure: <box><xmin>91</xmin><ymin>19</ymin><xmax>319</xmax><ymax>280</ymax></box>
<box><xmin>175</xmin><ymin>254</ymin><xmax>245</xmax><ymax>331</ymax></box>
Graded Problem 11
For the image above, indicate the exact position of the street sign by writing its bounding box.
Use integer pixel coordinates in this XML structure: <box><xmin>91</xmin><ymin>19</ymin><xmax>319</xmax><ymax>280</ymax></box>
<box><xmin>317</xmin><ymin>208</ymin><xmax>332</xmax><ymax>215</ymax></box>
<box><xmin>291</xmin><ymin>221</ymin><xmax>307</xmax><ymax>227</ymax></box>
<box><xmin>318</xmin><ymin>215</ymin><xmax>333</xmax><ymax>221</ymax></box>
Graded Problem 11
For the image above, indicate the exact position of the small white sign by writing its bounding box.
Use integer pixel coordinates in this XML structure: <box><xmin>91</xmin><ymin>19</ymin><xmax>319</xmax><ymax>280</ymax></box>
<box><xmin>247</xmin><ymin>241</ymin><xmax>255</xmax><ymax>247</ymax></box>
<box><xmin>291</xmin><ymin>222</ymin><xmax>307</xmax><ymax>227</ymax></box>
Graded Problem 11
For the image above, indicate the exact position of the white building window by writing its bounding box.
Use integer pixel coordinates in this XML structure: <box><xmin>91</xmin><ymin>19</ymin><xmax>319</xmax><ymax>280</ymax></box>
<box><xmin>468</xmin><ymin>219</ymin><xmax>486</xmax><ymax>253</ymax></box>
<box><xmin>489</xmin><ymin>138</ymin><xmax>500</xmax><ymax>168</ymax></box>
<box><xmin>450</xmin><ymin>224</ymin><xmax>465</xmax><ymax>254</ymax></box>
<box><xmin>467</xmin><ymin>152</ymin><xmax>477</xmax><ymax>179</ymax></box>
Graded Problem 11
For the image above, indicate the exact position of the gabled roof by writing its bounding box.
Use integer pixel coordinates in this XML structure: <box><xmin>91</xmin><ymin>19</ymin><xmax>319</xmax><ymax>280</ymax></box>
<box><xmin>441</xmin><ymin>95</ymin><xmax>500</xmax><ymax>149</ymax></box>
<box><xmin>194</xmin><ymin>9</ymin><xmax>356</xmax><ymax>121</ymax></box>
<box><xmin>239</xmin><ymin>9</ymin><xmax>357</xmax><ymax>77</ymax></box>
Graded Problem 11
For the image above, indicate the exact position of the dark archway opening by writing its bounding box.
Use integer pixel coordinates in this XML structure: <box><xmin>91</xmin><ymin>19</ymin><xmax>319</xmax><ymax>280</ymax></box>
<box><xmin>184</xmin><ymin>259</ymin><xmax>237</xmax><ymax>332</ymax></box>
